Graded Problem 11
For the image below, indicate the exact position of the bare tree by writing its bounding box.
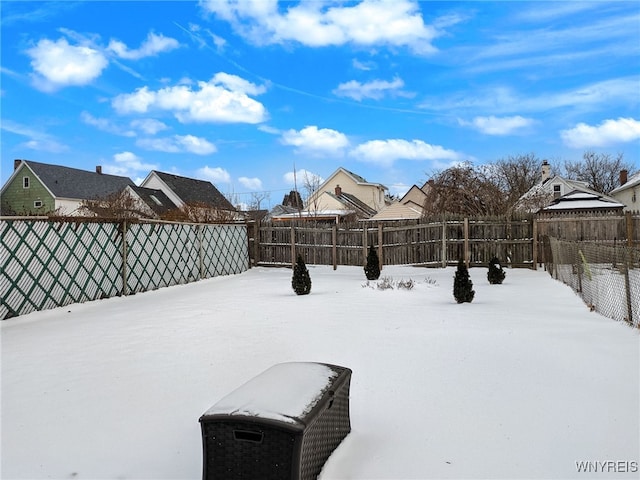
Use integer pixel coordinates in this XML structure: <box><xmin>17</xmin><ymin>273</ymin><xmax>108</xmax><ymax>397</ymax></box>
<box><xmin>77</xmin><ymin>190</ymin><xmax>150</xmax><ymax>219</ymax></box>
<box><xmin>162</xmin><ymin>202</ymin><xmax>238</xmax><ymax>223</ymax></box>
<box><xmin>249</xmin><ymin>191</ymin><xmax>270</xmax><ymax>211</ymax></box>
<box><xmin>489</xmin><ymin>153</ymin><xmax>544</xmax><ymax>209</ymax></box>
<box><xmin>422</xmin><ymin>163</ymin><xmax>505</xmax><ymax>216</ymax></box>
<box><xmin>563</xmin><ymin>151</ymin><xmax>635</xmax><ymax>194</ymax></box>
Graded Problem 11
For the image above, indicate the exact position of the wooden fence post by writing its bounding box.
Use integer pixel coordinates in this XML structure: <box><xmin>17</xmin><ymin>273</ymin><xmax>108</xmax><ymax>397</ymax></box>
<box><xmin>532</xmin><ymin>218</ymin><xmax>538</xmax><ymax>270</ymax></box>
<box><xmin>378</xmin><ymin>223</ymin><xmax>383</xmax><ymax>270</ymax></box>
<box><xmin>332</xmin><ymin>225</ymin><xmax>337</xmax><ymax>270</ymax></box>
<box><xmin>253</xmin><ymin>221</ymin><xmax>259</xmax><ymax>267</ymax></box>
<box><xmin>441</xmin><ymin>216</ymin><xmax>447</xmax><ymax>268</ymax></box>
<box><xmin>464</xmin><ymin>217</ymin><xmax>469</xmax><ymax>268</ymax></box>
<box><xmin>363</xmin><ymin>224</ymin><xmax>368</xmax><ymax>265</ymax></box>
<box><xmin>626</xmin><ymin>211</ymin><xmax>634</xmax><ymax>247</ymax></box>
<box><xmin>290</xmin><ymin>225</ymin><xmax>295</xmax><ymax>266</ymax></box>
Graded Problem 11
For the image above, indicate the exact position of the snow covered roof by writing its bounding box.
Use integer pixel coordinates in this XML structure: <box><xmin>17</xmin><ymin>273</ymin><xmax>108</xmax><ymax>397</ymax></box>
<box><xmin>610</xmin><ymin>171</ymin><xmax>640</xmax><ymax>194</ymax></box>
<box><xmin>540</xmin><ymin>190</ymin><xmax>625</xmax><ymax>211</ymax></box>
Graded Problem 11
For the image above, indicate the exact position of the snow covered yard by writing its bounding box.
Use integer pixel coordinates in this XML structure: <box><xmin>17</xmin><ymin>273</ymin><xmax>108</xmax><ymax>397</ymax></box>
<box><xmin>2</xmin><ymin>265</ymin><xmax>638</xmax><ymax>479</ymax></box>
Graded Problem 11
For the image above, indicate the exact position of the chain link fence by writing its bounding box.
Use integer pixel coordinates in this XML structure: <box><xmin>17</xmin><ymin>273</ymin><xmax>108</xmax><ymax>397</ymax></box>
<box><xmin>544</xmin><ymin>237</ymin><xmax>639</xmax><ymax>327</ymax></box>
<box><xmin>1</xmin><ymin>219</ymin><xmax>249</xmax><ymax>319</ymax></box>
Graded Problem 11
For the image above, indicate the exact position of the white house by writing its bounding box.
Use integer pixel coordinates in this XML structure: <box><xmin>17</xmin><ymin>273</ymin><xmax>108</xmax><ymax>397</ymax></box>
<box><xmin>609</xmin><ymin>170</ymin><xmax>640</xmax><ymax>212</ymax></box>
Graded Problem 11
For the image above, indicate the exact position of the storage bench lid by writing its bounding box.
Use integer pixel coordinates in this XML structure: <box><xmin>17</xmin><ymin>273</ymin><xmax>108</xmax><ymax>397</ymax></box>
<box><xmin>201</xmin><ymin>362</ymin><xmax>344</xmax><ymax>427</ymax></box>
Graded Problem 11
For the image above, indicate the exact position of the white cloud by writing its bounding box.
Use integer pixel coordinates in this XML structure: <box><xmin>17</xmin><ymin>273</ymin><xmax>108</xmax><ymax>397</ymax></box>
<box><xmin>26</xmin><ymin>37</ymin><xmax>108</xmax><ymax>91</ymax></box>
<box><xmin>112</xmin><ymin>74</ymin><xmax>268</xmax><ymax>124</ymax></box>
<box><xmin>197</xmin><ymin>166</ymin><xmax>231</xmax><ymax>183</ymax></box>
<box><xmin>104</xmin><ymin>151</ymin><xmax>158</xmax><ymax>179</ymax></box>
<box><xmin>280</xmin><ymin>126</ymin><xmax>349</xmax><ymax>155</ymax></box>
<box><xmin>419</xmin><ymin>78</ymin><xmax>639</xmax><ymax>115</ymax></box>
<box><xmin>333</xmin><ymin>76</ymin><xmax>412</xmax><ymax>101</ymax></box>
<box><xmin>130</xmin><ymin>118</ymin><xmax>169</xmax><ymax>135</ymax></box>
<box><xmin>81</xmin><ymin>111</ymin><xmax>136</xmax><ymax>137</ymax></box>
<box><xmin>561</xmin><ymin>118</ymin><xmax>640</xmax><ymax>148</ymax></box>
<box><xmin>349</xmin><ymin>139</ymin><xmax>464</xmax><ymax>167</ymax></box>
<box><xmin>200</xmin><ymin>0</ymin><xmax>440</xmax><ymax>54</ymax></box>
<box><xmin>283</xmin><ymin>169</ymin><xmax>324</xmax><ymax>188</ymax></box>
<box><xmin>1</xmin><ymin>120</ymin><xmax>69</xmax><ymax>153</ymax></box>
<box><xmin>463</xmin><ymin>115</ymin><xmax>534</xmax><ymax>135</ymax></box>
<box><xmin>352</xmin><ymin>59</ymin><xmax>377</xmax><ymax>71</ymax></box>
<box><xmin>108</xmin><ymin>32</ymin><xmax>179</xmax><ymax>60</ymax></box>
<box><xmin>239</xmin><ymin>177</ymin><xmax>263</xmax><ymax>190</ymax></box>
<box><xmin>136</xmin><ymin>135</ymin><xmax>217</xmax><ymax>155</ymax></box>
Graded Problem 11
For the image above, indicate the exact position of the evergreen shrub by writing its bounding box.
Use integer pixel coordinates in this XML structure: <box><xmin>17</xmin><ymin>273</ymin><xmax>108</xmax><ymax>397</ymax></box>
<box><xmin>364</xmin><ymin>245</ymin><xmax>381</xmax><ymax>280</ymax></box>
<box><xmin>291</xmin><ymin>254</ymin><xmax>312</xmax><ymax>295</ymax></box>
<box><xmin>487</xmin><ymin>257</ymin><xmax>506</xmax><ymax>284</ymax></box>
<box><xmin>453</xmin><ymin>258</ymin><xmax>475</xmax><ymax>303</ymax></box>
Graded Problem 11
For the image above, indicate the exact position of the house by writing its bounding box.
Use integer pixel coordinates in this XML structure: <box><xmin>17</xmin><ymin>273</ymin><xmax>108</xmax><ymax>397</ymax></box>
<box><xmin>516</xmin><ymin>160</ymin><xmax>612</xmax><ymax>213</ymax></box>
<box><xmin>0</xmin><ymin>159</ymin><xmax>135</xmax><ymax>216</ymax></box>
<box><xmin>125</xmin><ymin>185</ymin><xmax>178</xmax><ymax>218</ymax></box>
<box><xmin>369</xmin><ymin>184</ymin><xmax>428</xmax><ymax>221</ymax></box>
<box><xmin>271</xmin><ymin>167</ymin><xmax>388</xmax><ymax>223</ymax></box>
<box><xmin>306</xmin><ymin>167</ymin><xmax>388</xmax><ymax>213</ymax></box>
<box><xmin>609</xmin><ymin>170</ymin><xmax>640</xmax><ymax>213</ymax></box>
<box><xmin>140</xmin><ymin>170</ymin><xmax>237</xmax><ymax>220</ymax></box>
<box><xmin>538</xmin><ymin>190</ymin><xmax>625</xmax><ymax>216</ymax></box>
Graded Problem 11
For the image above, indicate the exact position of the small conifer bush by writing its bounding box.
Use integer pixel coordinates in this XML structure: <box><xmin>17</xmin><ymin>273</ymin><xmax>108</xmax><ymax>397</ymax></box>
<box><xmin>453</xmin><ymin>258</ymin><xmax>475</xmax><ymax>303</ymax></box>
<box><xmin>291</xmin><ymin>254</ymin><xmax>311</xmax><ymax>295</ymax></box>
<box><xmin>487</xmin><ymin>256</ymin><xmax>506</xmax><ymax>284</ymax></box>
<box><xmin>364</xmin><ymin>245</ymin><xmax>381</xmax><ymax>280</ymax></box>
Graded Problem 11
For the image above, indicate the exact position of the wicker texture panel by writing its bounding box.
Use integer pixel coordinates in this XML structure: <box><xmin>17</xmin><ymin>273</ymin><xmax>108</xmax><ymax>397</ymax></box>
<box><xmin>202</xmin><ymin>421</ymin><xmax>296</xmax><ymax>479</ymax></box>
<box><xmin>299</xmin><ymin>376</ymin><xmax>351</xmax><ymax>480</ymax></box>
<box><xmin>200</xmin><ymin>364</ymin><xmax>351</xmax><ymax>480</ymax></box>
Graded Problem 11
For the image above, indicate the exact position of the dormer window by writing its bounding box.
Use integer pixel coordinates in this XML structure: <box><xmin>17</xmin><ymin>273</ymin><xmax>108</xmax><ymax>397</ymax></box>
<box><xmin>23</xmin><ymin>177</ymin><xmax>30</xmax><ymax>189</ymax></box>
<box><xmin>553</xmin><ymin>185</ymin><xmax>561</xmax><ymax>198</ymax></box>
<box><xmin>149</xmin><ymin>194</ymin><xmax>163</xmax><ymax>206</ymax></box>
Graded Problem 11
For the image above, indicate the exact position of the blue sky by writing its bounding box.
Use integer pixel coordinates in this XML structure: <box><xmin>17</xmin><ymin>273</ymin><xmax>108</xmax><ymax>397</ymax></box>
<box><xmin>1</xmin><ymin>1</ymin><xmax>639</xmax><ymax>209</ymax></box>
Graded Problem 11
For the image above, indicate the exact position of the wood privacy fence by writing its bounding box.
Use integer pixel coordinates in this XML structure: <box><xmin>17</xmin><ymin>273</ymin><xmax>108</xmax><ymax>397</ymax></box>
<box><xmin>249</xmin><ymin>213</ymin><xmax>640</xmax><ymax>269</ymax></box>
<box><xmin>1</xmin><ymin>218</ymin><xmax>249</xmax><ymax>319</ymax></box>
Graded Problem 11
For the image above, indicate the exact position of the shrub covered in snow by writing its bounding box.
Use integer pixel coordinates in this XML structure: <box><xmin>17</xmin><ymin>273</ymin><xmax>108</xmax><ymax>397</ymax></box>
<box><xmin>453</xmin><ymin>258</ymin><xmax>475</xmax><ymax>303</ymax></box>
<box><xmin>487</xmin><ymin>257</ymin><xmax>506</xmax><ymax>284</ymax></box>
<box><xmin>292</xmin><ymin>254</ymin><xmax>311</xmax><ymax>295</ymax></box>
<box><xmin>364</xmin><ymin>245</ymin><xmax>381</xmax><ymax>280</ymax></box>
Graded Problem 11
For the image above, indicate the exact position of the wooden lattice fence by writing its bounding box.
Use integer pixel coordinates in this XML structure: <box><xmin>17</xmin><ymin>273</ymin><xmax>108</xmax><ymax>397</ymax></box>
<box><xmin>1</xmin><ymin>218</ymin><xmax>248</xmax><ymax>319</ymax></box>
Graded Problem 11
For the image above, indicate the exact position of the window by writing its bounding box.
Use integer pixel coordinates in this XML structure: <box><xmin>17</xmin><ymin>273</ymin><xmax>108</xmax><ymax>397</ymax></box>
<box><xmin>34</xmin><ymin>200</ymin><xmax>42</xmax><ymax>208</ymax></box>
<box><xmin>23</xmin><ymin>177</ymin><xmax>30</xmax><ymax>189</ymax></box>
<box><xmin>149</xmin><ymin>194</ymin><xmax>163</xmax><ymax>206</ymax></box>
<box><xmin>553</xmin><ymin>184</ymin><xmax>561</xmax><ymax>198</ymax></box>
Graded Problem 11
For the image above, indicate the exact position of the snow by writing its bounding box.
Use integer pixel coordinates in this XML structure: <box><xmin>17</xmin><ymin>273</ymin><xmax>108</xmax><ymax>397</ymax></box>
<box><xmin>202</xmin><ymin>362</ymin><xmax>338</xmax><ymax>424</ymax></box>
<box><xmin>2</xmin><ymin>265</ymin><xmax>639</xmax><ymax>479</ymax></box>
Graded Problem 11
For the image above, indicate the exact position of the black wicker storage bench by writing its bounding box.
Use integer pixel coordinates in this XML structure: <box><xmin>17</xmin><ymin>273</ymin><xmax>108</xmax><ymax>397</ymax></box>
<box><xmin>199</xmin><ymin>362</ymin><xmax>351</xmax><ymax>480</ymax></box>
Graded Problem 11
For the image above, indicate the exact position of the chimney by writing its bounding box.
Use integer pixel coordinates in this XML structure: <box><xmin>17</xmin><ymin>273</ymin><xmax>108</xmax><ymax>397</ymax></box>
<box><xmin>96</xmin><ymin>165</ymin><xmax>102</xmax><ymax>174</ymax></box>
<box><xmin>335</xmin><ymin>184</ymin><xmax>342</xmax><ymax>196</ymax></box>
<box><xmin>541</xmin><ymin>160</ymin><xmax>551</xmax><ymax>182</ymax></box>
<box><xmin>620</xmin><ymin>169</ymin><xmax>628</xmax><ymax>186</ymax></box>
<box><xmin>14</xmin><ymin>159</ymin><xmax>22</xmax><ymax>170</ymax></box>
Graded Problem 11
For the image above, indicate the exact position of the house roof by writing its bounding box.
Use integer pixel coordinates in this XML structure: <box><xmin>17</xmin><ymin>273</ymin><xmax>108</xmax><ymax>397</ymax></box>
<box><xmin>540</xmin><ymin>190</ymin><xmax>625</xmax><ymax>212</ymax></box>
<box><xmin>369</xmin><ymin>201</ymin><xmax>424</xmax><ymax>221</ymax></box>
<box><xmin>610</xmin><ymin>171</ymin><xmax>640</xmax><ymax>194</ymax></box>
<box><xmin>9</xmin><ymin>160</ymin><xmax>135</xmax><ymax>200</ymax></box>
<box><xmin>326</xmin><ymin>190</ymin><xmax>377</xmax><ymax>218</ymax></box>
<box><xmin>128</xmin><ymin>186</ymin><xmax>177</xmax><ymax>216</ymax></box>
<box><xmin>150</xmin><ymin>171</ymin><xmax>236</xmax><ymax>211</ymax></box>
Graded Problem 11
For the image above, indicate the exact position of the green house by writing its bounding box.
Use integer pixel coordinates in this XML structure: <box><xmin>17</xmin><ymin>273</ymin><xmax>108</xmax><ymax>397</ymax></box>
<box><xmin>1</xmin><ymin>160</ymin><xmax>135</xmax><ymax>216</ymax></box>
